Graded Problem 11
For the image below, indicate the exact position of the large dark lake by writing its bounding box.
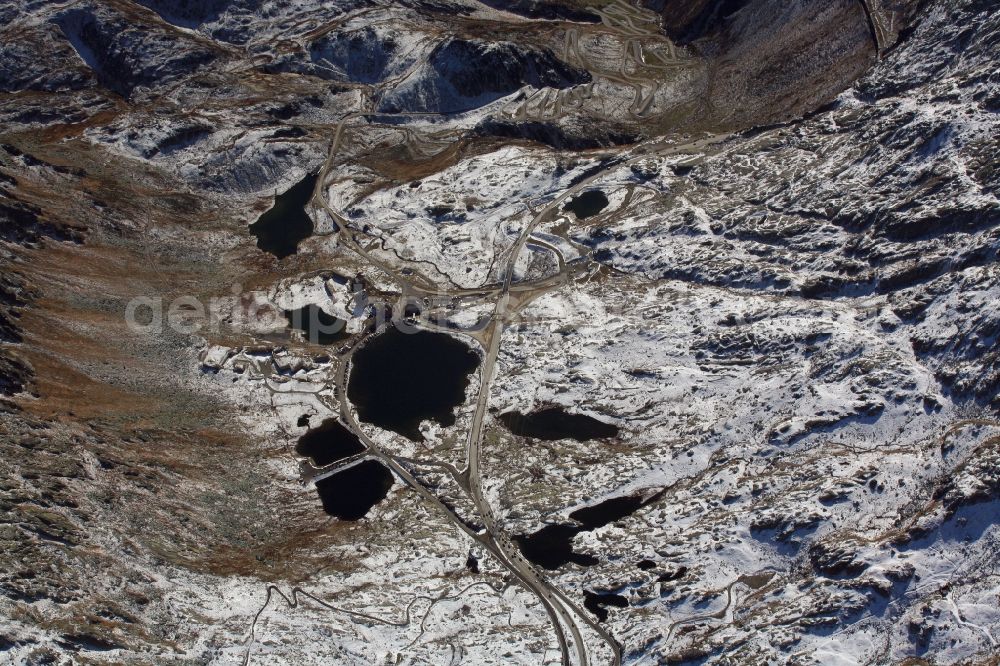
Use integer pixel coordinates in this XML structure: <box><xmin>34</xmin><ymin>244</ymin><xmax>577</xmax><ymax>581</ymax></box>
<box><xmin>348</xmin><ymin>327</ymin><xmax>480</xmax><ymax>441</ymax></box>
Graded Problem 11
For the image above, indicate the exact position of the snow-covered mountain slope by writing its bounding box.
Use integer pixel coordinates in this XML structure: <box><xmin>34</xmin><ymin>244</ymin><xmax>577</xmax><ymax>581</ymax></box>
<box><xmin>0</xmin><ymin>0</ymin><xmax>998</xmax><ymax>664</ymax></box>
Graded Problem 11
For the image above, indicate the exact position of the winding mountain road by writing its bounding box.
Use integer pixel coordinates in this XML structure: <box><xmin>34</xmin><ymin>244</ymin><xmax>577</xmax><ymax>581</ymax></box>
<box><xmin>283</xmin><ymin>105</ymin><xmax>732</xmax><ymax>665</ymax></box>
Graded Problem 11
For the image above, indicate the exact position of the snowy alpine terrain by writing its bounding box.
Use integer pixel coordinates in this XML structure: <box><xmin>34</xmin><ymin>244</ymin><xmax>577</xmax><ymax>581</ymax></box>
<box><xmin>0</xmin><ymin>0</ymin><xmax>998</xmax><ymax>664</ymax></box>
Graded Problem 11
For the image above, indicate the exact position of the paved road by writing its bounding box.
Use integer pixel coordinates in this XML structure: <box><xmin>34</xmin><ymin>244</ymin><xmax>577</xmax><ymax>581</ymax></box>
<box><xmin>306</xmin><ymin>108</ymin><xmax>731</xmax><ymax>665</ymax></box>
<box><xmin>247</xmin><ymin>1</ymin><xmax>877</xmax><ymax>654</ymax></box>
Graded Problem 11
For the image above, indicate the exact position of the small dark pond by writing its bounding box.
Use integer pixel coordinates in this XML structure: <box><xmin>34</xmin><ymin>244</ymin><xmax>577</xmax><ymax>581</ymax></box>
<box><xmin>296</xmin><ymin>418</ymin><xmax>364</xmax><ymax>467</ymax></box>
<box><xmin>315</xmin><ymin>460</ymin><xmax>393</xmax><ymax>520</ymax></box>
<box><xmin>514</xmin><ymin>525</ymin><xmax>599</xmax><ymax>570</ymax></box>
<box><xmin>499</xmin><ymin>407</ymin><xmax>619</xmax><ymax>441</ymax></box>
<box><xmin>563</xmin><ymin>189</ymin><xmax>608</xmax><ymax>219</ymax></box>
<box><xmin>285</xmin><ymin>304</ymin><xmax>349</xmax><ymax>345</ymax></box>
<box><xmin>515</xmin><ymin>494</ymin><xmax>647</xmax><ymax>570</ymax></box>
<box><xmin>583</xmin><ymin>591</ymin><xmax>628</xmax><ymax>622</ymax></box>
<box><xmin>249</xmin><ymin>173</ymin><xmax>317</xmax><ymax>259</ymax></box>
<box><xmin>348</xmin><ymin>328</ymin><xmax>480</xmax><ymax>442</ymax></box>
<box><xmin>569</xmin><ymin>494</ymin><xmax>644</xmax><ymax>529</ymax></box>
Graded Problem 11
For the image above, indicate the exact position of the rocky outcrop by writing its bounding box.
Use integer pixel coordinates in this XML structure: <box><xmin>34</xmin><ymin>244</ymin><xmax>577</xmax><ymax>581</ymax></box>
<box><xmin>309</xmin><ymin>27</ymin><xmax>399</xmax><ymax>83</ymax></box>
<box><xmin>379</xmin><ymin>37</ymin><xmax>590</xmax><ymax>113</ymax></box>
<box><xmin>476</xmin><ymin>0</ymin><xmax>600</xmax><ymax>23</ymax></box>
<box><xmin>808</xmin><ymin>536</ymin><xmax>870</xmax><ymax>578</ymax></box>
<box><xmin>0</xmin><ymin>352</ymin><xmax>31</xmax><ymax>397</ymax></box>
<box><xmin>133</xmin><ymin>0</ymin><xmax>253</xmax><ymax>27</ymax></box>
<box><xmin>642</xmin><ymin>0</ymin><xmax>749</xmax><ymax>44</ymax></box>
<box><xmin>262</xmin><ymin>25</ymin><xmax>405</xmax><ymax>84</ymax></box>
<box><xmin>0</xmin><ymin>260</ymin><xmax>33</xmax><ymax>400</ymax></box>
<box><xmin>473</xmin><ymin>119</ymin><xmax>637</xmax><ymax>150</ymax></box>
<box><xmin>0</xmin><ymin>195</ymin><xmax>83</xmax><ymax>246</ymax></box>
<box><xmin>0</xmin><ymin>159</ymin><xmax>81</xmax><ymax>402</ymax></box>
<box><xmin>54</xmin><ymin>5</ymin><xmax>217</xmax><ymax>99</ymax></box>
<box><xmin>935</xmin><ymin>437</ymin><xmax>1000</xmax><ymax>513</ymax></box>
<box><xmin>0</xmin><ymin>38</ymin><xmax>91</xmax><ymax>93</ymax></box>
<box><xmin>647</xmin><ymin>0</ymin><xmax>924</xmax><ymax>48</ymax></box>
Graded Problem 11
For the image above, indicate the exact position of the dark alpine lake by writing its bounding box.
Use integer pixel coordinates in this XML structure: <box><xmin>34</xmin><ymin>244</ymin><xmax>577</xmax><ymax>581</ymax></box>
<box><xmin>515</xmin><ymin>494</ymin><xmax>647</xmax><ymax>570</ymax></box>
<box><xmin>315</xmin><ymin>460</ymin><xmax>393</xmax><ymax>520</ymax></box>
<box><xmin>348</xmin><ymin>327</ymin><xmax>480</xmax><ymax>441</ymax></box>
<box><xmin>499</xmin><ymin>407</ymin><xmax>619</xmax><ymax>441</ymax></box>
<box><xmin>285</xmin><ymin>304</ymin><xmax>349</xmax><ymax>345</ymax></box>
<box><xmin>563</xmin><ymin>189</ymin><xmax>608</xmax><ymax>219</ymax></box>
<box><xmin>249</xmin><ymin>172</ymin><xmax>317</xmax><ymax>259</ymax></box>
<box><xmin>296</xmin><ymin>418</ymin><xmax>364</xmax><ymax>467</ymax></box>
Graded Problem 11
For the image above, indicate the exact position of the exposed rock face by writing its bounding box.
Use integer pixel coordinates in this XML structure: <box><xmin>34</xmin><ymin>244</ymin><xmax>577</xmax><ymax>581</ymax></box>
<box><xmin>309</xmin><ymin>27</ymin><xmax>400</xmax><ymax>84</ymax></box>
<box><xmin>809</xmin><ymin>536</ymin><xmax>870</xmax><ymax>577</ymax></box>
<box><xmin>648</xmin><ymin>0</ymin><xmax>923</xmax><ymax>47</ymax></box>
<box><xmin>54</xmin><ymin>4</ymin><xmax>218</xmax><ymax>98</ymax></box>
<box><xmin>133</xmin><ymin>0</ymin><xmax>253</xmax><ymax>27</ymax></box>
<box><xmin>0</xmin><ymin>268</ymin><xmax>34</xmax><ymax>398</ymax></box>
<box><xmin>432</xmin><ymin>38</ymin><xmax>588</xmax><ymax>100</ymax></box>
<box><xmin>473</xmin><ymin>118</ymin><xmax>639</xmax><ymax>150</ymax></box>
<box><xmin>642</xmin><ymin>0</ymin><xmax>746</xmax><ymax>43</ymax></box>
<box><xmin>379</xmin><ymin>37</ymin><xmax>591</xmax><ymax>113</ymax></box>
<box><xmin>0</xmin><ymin>38</ymin><xmax>91</xmax><ymax>93</ymax></box>
<box><xmin>0</xmin><ymin>352</ymin><xmax>31</xmax><ymax>397</ymax></box>
<box><xmin>0</xmin><ymin>147</ymin><xmax>83</xmax><ymax>400</ymax></box>
<box><xmin>936</xmin><ymin>437</ymin><xmax>1000</xmax><ymax>514</ymax></box>
<box><xmin>477</xmin><ymin>0</ymin><xmax>601</xmax><ymax>23</ymax></box>
<box><xmin>261</xmin><ymin>25</ymin><xmax>406</xmax><ymax>83</ymax></box>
